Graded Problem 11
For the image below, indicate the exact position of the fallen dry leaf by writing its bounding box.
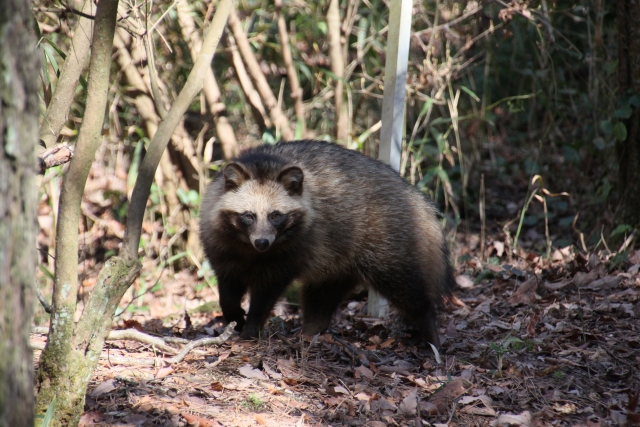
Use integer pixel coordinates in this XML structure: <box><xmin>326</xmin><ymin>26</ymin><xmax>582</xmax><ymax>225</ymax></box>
<box><xmin>419</xmin><ymin>400</ymin><xmax>439</xmax><ymax>415</ymax></box>
<box><xmin>89</xmin><ymin>380</ymin><xmax>117</xmax><ymax>398</ymax></box>
<box><xmin>398</xmin><ymin>389</ymin><xmax>418</xmax><ymax>416</ymax></box>
<box><xmin>586</xmin><ymin>275</ymin><xmax>622</xmax><ymax>290</ymax></box>
<box><xmin>263</xmin><ymin>362</ymin><xmax>282</xmax><ymax>379</ymax></box>
<box><xmin>182</xmin><ymin>413</ymin><xmax>221</xmax><ymax>426</ymax></box>
<box><xmin>155</xmin><ymin>366</ymin><xmax>174</xmax><ymax>379</ymax></box>
<box><xmin>238</xmin><ymin>364</ymin><xmax>268</xmax><ymax>380</ymax></box>
<box><xmin>333</xmin><ymin>386</ymin><xmax>349</xmax><ymax>395</ymax></box>
<box><xmin>370</xmin><ymin>397</ymin><xmax>397</xmax><ymax>412</ymax></box>
<box><xmin>355</xmin><ymin>364</ymin><xmax>374</xmax><ymax>379</ymax></box>
<box><xmin>508</xmin><ymin>277</ymin><xmax>538</xmax><ymax>305</ymax></box>
<box><xmin>354</xmin><ymin>392</ymin><xmax>370</xmax><ymax>401</ymax></box>
<box><xmin>458</xmin><ymin>395</ymin><xmax>496</xmax><ymax>416</ymax></box>
<box><xmin>79</xmin><ymin>410</ymin><xmax>106</xmax><ymax>426</ymax></box>
<box><xmin>428</xmin><ymin>379</ymin><xmax>471</xmax><ymax>405</ymax></box>
<box><xmin>456</xmin><ymin>274</ymin><xmax>474</xmax><ymax>288</ymax></box>
<box><xmin>552</xmin><ymin>402</ymin><xmax>577</xmax><ymax>414</ymax></box>
<box><xmin>492</xmin><ymin>410</ymin><xmax>533</xmax><ymax>427</ymax></box>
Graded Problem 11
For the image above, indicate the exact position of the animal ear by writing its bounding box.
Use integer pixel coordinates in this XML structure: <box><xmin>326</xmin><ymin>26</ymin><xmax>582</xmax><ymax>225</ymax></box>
<box><xmin>278</xmin><ymin>166</ymin><xmax>304</xmax><ymax>196</ymax></box>
<box><xmin>223</xmin><ymin>162</ymin><xmax>250</xmax><ymax>192</ymax></box>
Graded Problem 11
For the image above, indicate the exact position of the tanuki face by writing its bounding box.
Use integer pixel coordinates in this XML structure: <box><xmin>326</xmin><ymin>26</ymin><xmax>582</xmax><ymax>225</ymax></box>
<box><xmin>216</xmin><ymin>164</ymin><xmax>306</xmax><ymax>252</ymax></box>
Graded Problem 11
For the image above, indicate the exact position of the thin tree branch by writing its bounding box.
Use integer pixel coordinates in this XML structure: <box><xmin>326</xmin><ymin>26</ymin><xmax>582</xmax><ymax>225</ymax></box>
<box><xmin>275</xmin><ymin>0</ymin><xmax>305</xmax><ymax>137</ymax></box>
<box><xmin>39</xmin><ymin>0</ymin><xmax>94</xmax><ymax>149</ymax></box>
<box><xmin>144</xmin><ymin>19</ymin><xmax>168</xmax><ymax>118</ymax></box>
<box><xmin>34</xmin><ymin>283</ymin><xmax>52</xmax><ymax>314</ymax></box>
<box><xmin>176</xmin><ymin>0</ymin><xmax>238</xmax><ymax>159</ymax></box>
<box><xmin>327</xmin><ymin>0</ymin><xmax>348</xmax><ymax>142</ymax></box>
<box><xmin>122</xmin><ymin>0</ymin><xmax>233</xmax><ymax>260</ymax></box>
<box><xmin>226</xmin><ymin>35</ymin><xmax>271</xmax><ymax>131</ymax></box>
<box><xmin>227</xmin><ymin>6</ymin><xmax>293</xmax><ymax>140</ymax></box>
<box><xmin>167</xmin><ymin>322</ymin><xmax>236</xmax><ymax>364</ymax></box>
<box><xmin>37</xmin><ymin>144</ymin><xmax>74</xmax><ymax>174</ymax></box>
<box><xmin>106</xmin><ymin>329</ymin><xmax>179</xmax><ymax>354</ymax></box>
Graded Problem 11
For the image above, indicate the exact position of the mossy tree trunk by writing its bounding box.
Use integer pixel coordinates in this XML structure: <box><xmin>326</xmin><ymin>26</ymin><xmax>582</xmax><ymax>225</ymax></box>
<box><xmin>0</xmin><ymin>0</ymin><xmax>40</xmax><ymax>425</ymax></box>
<box><xmin>616</xmin><ymin>0</ymin><xmax>640</xmax><ymax>230</ymax></box>
<box><xmin>33</xmin><ymin>1</ymin><xmax>233</xmax><ymax>425</ymax></box>
<box><xmin>34</xmin><ymin>1</ymin><xmax>124</xmax><ymax>425</ymax></box>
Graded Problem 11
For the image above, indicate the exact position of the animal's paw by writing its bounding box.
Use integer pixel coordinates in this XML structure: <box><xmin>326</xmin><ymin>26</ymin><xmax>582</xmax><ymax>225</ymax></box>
<box><xmin>239</xmin><ymin>324</ymin><xmax>260</xmax><ymax>339</ymax></box>
<box><xmin>301</xmin><ymin>321</ymin><xmax>329</xmax><ymax>337</ymax></box>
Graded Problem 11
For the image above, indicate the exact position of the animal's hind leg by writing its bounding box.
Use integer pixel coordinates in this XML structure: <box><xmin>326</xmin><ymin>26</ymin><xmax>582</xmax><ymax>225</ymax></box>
<box><xmin>301</xmin><ymin>276</ymin><xmax>357</xmax><ymax>335</ymax></box>
<box><xmin>404</xmin><ymin>299</ymin><xmax>440</xmax><ymax>347</ymax></box>
<box><xmin>368</xmin><ymin>271</ymin><xmax>442</xmax><ymax>347</ymax></box>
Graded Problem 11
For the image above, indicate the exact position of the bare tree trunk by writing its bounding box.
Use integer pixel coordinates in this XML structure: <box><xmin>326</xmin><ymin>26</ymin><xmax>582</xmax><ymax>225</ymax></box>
<box><xmin>34</xmin><ymin>2</ymin><xmax>121</xmax><ymax>425</ymax></box>
<box><xmin>34</xmin><ymin>2</ymin><xmax>233</xmax><ymax>424</ymax></box>
<box><xmin>0</xmin><ymin>0</ymin><xmax>40</xmax><ymax>425</ymax></box>
<box><xmin>327</xmin><ymin>0</ymin><xmax>349</xmax><ymax>143</ymax></box>
<box><xmin>616</xmin><ymin>0</ymin><xmax>640</xmax><ymax>230</ymax></box>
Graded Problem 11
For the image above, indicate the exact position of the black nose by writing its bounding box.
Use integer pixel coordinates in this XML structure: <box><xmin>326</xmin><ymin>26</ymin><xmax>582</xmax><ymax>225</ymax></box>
<box><xmin>254</xmin><ymin>239</ymin><xmax>270</xmax><ymax>252</ymax></box>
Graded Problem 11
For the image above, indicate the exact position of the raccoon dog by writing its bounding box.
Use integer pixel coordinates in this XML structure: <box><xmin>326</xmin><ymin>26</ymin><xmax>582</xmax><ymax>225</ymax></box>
<box><xmin>200</xmin><ymin>140</ymin><xmax>455</xmax><ymax>346</ymax></box>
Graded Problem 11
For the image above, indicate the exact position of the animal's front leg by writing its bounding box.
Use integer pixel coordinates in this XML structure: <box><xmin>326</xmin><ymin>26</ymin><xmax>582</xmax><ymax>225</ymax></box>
<box><xmin>241</xmin><ymin>280</ymin><xmax>291</xmax><ymax>339</ymax></box>
<box><xmin>218</xmin><ymin>278</ymin><xmax>248</xmax><ymax>332</ymax></box>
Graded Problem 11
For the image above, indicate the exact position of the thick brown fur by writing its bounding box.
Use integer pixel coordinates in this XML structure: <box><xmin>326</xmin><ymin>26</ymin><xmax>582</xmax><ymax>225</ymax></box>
<box><xmin>199</xmin><ymin>140</ymin><xmax>455</xmax><ymax>346</ymax></box>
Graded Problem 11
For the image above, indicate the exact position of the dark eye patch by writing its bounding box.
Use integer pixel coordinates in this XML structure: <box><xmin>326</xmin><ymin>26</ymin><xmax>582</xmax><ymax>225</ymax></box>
<box><xmin>239</xmin><ymin>212</ymin><xmax>256</xmax><ymax>226</ymax></box>
<box><xmin>268</xmin><ymin>211</ymin><xmax>287</xmax><ymax>227</ymax></box>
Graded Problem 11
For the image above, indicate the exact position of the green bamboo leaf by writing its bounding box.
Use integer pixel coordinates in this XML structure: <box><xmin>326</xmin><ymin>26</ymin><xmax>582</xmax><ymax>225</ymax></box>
<box><xmin>460</xmin><ymin>85</ymin><xmax>480</xmax><ymax>102</ymax></box>
<box><xmin>614</xmin><ymin>122</ymin><xmax>627</xmax><ymax>141</ymax></box>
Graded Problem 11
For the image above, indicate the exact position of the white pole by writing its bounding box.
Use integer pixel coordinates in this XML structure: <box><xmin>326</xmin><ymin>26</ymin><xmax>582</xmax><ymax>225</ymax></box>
<box><xmin>368</xmin><ymin>0</ymin><xmax>413</xmax><ymax>318</ymax></box>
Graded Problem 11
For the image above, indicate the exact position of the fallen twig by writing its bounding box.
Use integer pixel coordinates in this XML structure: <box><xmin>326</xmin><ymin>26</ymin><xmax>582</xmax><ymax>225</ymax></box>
<box><xmin>32</xmin><ymin>327</ymin><xmax>175</xmax><ymax>353</ymax></box>
<box><xmin>167</xmin><ymin>322</ymin><xmax>236</xmax><ymax>364</ymax></box>
<box><xmin>31</xmin><ymin>322</ymin><xmax>237</xmax><ymax>365</ymax></box>
<box><xmin>108</xmin><ymin>329</ymin><xmax>178</xmax><ymax>354</ymax></box>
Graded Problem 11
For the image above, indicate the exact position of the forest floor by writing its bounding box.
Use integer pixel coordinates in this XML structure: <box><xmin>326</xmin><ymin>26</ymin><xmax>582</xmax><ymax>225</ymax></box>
<box><xmin>31</xmin><ymin>231</ymin><xmax>640</xmax><ymax>427</ymax></box>
<box><xmin>31</xmin><ymin>140</ymin><xmax>640</xmax><ymax>427</ymax></box>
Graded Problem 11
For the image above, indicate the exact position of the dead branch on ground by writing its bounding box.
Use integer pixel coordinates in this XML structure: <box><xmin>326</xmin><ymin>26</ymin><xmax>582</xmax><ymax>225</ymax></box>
<box><xmin>31</xmin><ymin>323</ymin><xmax>237</xmax><ymax>365</ymax></box>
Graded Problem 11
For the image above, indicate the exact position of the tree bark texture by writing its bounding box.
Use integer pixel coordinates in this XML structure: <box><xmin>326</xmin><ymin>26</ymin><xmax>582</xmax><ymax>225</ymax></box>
<box><xmin>34</xmin><ymin>1</ymin><xmax>121</xmax><ymax>425</ymax></box>
<box><xmin>327</xmin><ymin>0</ymin><xmax>349</xmax><ymax>143</ymax></box>
<box><xmin>275</xmin><ymin>0</ymin><xmax>306</xmax><ymax>137</ymax></box>
<box><xmin>176</xmin><ymin>0</ymin><xmax>238</xmax><ymax>159</ymax></box>
<box><xmin>0</xmin><ymin>0</ymin><xmax>40</xmax><ymax>425</ymax></box>
<box><xmin>39</xmin><ymin>0</ymin><xmax>94</xmax><ymax>149</ymax></box>
<box><xmin>34</xmin><ymin>2</ymin><xmax>233</xmax><ymax>425</ymax></box>
<box><xmin>616</xmin><ymin>0</ymin><xmax>640</xmax><ymax>229</ymax></box>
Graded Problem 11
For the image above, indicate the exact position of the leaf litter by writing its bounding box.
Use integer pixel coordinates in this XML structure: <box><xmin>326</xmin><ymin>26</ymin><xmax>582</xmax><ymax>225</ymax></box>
<box><xmin>32</xmin><ymin>219</ymin><xmax>640</xmax><ymax>426</ymax></box>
